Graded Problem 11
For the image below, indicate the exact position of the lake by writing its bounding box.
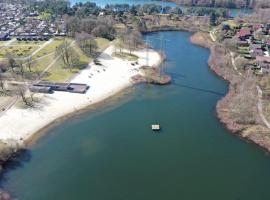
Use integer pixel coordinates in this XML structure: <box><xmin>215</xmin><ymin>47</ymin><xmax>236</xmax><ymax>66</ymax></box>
<box><xmin>2</xmin><ymin>31</ymin><xmax>270</xmax><ymax>200</ymax></box>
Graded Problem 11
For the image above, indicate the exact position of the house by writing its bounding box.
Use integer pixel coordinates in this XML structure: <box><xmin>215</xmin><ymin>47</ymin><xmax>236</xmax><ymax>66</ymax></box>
<box><xmin>251</xmin><ymin>49</ymin><xmax>264</xmax><ymax>58</ymax></box>
<box><xmin>237</xmin><ymin>28</ymin><xmax>252</xmax><ymax>40</ymax></box>
<box><xmin>267</xmin><ymin>39</ymin><xmax>270</xmax><ymax>48</ymax></box>
<box><xmin>256</xmin><ymin>56</ymin><xmax>270</xmax><ymax>69</ymax></box>
<box><xmin>237</xmin><ymin>40</ymin><xmax>249</xmax><ymax>47</ymax></box>
<box><xmin>252</xmin><ymin>24</ymin><xmax>263</xmax><ymax>31</ymax></box>
<box><xmin>0</xmin><ymin>33</ymin><xmax>9</xmax><ymax>40</ymax></box>
<box><xmin>263</xmin><ymin>23</ymin><xmax>270</xmax><ymax>35</ymax></box>
<box><xmin>251</xmin><ymin>44</ymin><xmax>262</xmax><ymax>50</ymax></box>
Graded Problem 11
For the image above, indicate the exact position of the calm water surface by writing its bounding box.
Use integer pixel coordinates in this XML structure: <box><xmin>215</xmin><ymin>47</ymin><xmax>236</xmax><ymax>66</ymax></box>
<box><xmin>2</xmin><ymin>31</ymin><xmax>270</xmax><ymax>200</ymax></box>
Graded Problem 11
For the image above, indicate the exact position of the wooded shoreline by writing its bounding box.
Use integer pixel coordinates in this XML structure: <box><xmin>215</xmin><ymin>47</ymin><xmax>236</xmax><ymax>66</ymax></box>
<box><xmin>190</xmin><ymin>31</ymin><xmax>270</xmax><ymax>152</ymax></box>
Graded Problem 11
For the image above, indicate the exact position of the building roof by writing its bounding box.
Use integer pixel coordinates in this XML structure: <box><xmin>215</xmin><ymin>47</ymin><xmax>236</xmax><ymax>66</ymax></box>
<box><xmin>252</xmin><ymin>49</ymin><xmax>264</xmax><ymax>58</ymax></box>
<box><xmin>0</xmin><ymin>33</ymin><xmax>8</xmax><ymax>39</ymax></box>
<box><xmin>237</xmin><ymin>28</ymin><xmax>251</xmax><ymax>38</ymax></box>
<box><xmin>256</xmin><ymin>56</ymin><xmax>270</xmax><ymax>63</ymax></box>
<box><xmin>253</xmin><ymin>24</ymin><xmax>263</xmax><ymax>30</ymax></box>
<box><xmin>267</xmin><ymin>39</ymin><xmax>270</xmax><ymax>46</ymax></box>
<box><xmin>251</xmin><ymin>44</ymin><xmax>262</xmax><ymax>50</ymax></box>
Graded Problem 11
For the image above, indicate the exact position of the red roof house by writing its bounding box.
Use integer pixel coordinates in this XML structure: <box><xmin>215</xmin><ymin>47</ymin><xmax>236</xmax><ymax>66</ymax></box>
<box><xmin>237</xmin><ymin>28</ymin><xmax>252</xmax><ymax>40</ymax></box>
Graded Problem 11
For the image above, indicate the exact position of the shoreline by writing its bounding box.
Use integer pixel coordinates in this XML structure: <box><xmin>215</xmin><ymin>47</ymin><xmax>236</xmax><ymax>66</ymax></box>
<box><xmin>26</xmin><ymin>86</ymin><xmax>135</xmax><ymax>146</ymax></box>
<box><xmin>0</xmin><ymin>45</ymin><xmax>162</xmax><ymax>147</ymax></box>
<box><xmin>190</xmin><ymin>31</ymin><xmax>270</xmax><ymax>153</ymax></box>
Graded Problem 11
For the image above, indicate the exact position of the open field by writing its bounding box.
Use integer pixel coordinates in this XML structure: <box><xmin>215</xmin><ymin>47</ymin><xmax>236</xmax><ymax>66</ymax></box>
<box><xmin>33</xmin><ymin>38</ymin><xmax>69</xmax><ymax>59</ymax></box>
<box><xmin>0</xmin><ymin>45</ymin><xmax>39</xmax><ymax>57</ymax></box>
<box><xmin>0</xmin><ymin>37</ymin><xmax>107</xmax><ymax>82</ymax></box>
<box><xmin>95</xmin><ymin>37</ymin><xmax>110</xmax><ymax>52</ymax></box>
<box><xmin>43</xmin><ymin>47</ymin><xmax>90</xmax><ymax>82</ymax></box>
<box><xmin>0</xmin><ymin>41</ymin><xmax>9</xmax><ymax>46</ymax></box>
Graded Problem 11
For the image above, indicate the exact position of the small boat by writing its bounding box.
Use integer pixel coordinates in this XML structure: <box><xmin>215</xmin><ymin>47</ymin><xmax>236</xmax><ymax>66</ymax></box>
<box><xmin>151</xmin><ymin>124</ymin><xmax>161</xmax><ymax>131</ymax></box>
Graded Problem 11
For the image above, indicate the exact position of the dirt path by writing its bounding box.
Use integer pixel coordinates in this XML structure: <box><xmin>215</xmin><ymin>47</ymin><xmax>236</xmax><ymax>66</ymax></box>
<box><xmin>15</xmin><ymin>39</ymin><xmax>54</xmax><ymax>61</ymax></box>
<box><xmin>230</xmin><ymin>51</ymin><xmax>270</xmax><ymax>130</ymax></box>
<box><xmin>39</xmin><ymin>40</ymin><xmax>76</xmax><ymax>77</ymax></box>
<box><xmin>230</xmin><ymin>52</ymin><xmax>243</xmax><ymax>77</ymax></box>
<box><xmin>256</xmin><ymin>86</ymin><xmax>270</xmax><ymax>129</ymax></box>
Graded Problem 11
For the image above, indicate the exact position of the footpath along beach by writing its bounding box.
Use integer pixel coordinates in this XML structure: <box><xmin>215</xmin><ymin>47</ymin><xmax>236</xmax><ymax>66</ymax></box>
<box><xmin>0</xmin><ymin>45</ymin><xmax>162</xmax><ymax>143</ymax></box>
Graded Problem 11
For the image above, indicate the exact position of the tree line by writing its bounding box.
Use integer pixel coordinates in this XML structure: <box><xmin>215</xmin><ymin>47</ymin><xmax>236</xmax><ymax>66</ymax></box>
<box><xmin>175</xmin><ymin>0</ymin><xmax>270</xmax><ymax>9</ymax></box>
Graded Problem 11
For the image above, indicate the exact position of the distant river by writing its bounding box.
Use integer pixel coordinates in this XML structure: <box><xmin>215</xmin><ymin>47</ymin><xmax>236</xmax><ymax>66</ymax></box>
<box><xmin>2</xmin><ymin>31</ymin><xmax>270</xmax><ymax>200</ymax></box>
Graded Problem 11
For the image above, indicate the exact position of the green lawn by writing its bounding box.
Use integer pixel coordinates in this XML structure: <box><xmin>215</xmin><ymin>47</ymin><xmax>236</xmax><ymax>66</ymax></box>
<box><xmin>0</xmin><ymin>41</ymin><xmax>8</xmax><ymax>46</ymax></box>
<box><xmin>42</xmin><ymin>44</ymin><xmax>90</xmax><ymax>82</ymax></box>
<box><xmin>33</xmin><ymin>39</ymin><xmax>67</xmax><ymax>59</ymax></box>
<box><xmin>0</xmin><ymin>45</ymin><xmax>39</xmax><ymax>57</ymax></box>
<box><xmin>42</xmin><ymin>60</ymin><xmax>80</xmax><ymax>82</ymax></box>
<box><xmin>95</xmin><ymin>37</ymin><xmax>110</xmax><ymax>52</ymax></box>
<box><xmin>3</xmin><ymin>37</ymin><xmax>108</xmax><ymax>82</ymax></box>
<box><xmin>38</xmin><ymin>12</ymin><xmax>52</xmax><ymax>20</ymax></box>
<box><xmin>35</xmin><ymin>54</ymin><xmax>55</xmax><ymax>72</ymax></box>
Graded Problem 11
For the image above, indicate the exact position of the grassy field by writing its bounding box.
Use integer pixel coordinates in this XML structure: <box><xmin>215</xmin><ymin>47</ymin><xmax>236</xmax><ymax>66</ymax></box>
<box><xmin>1</xmin><ymin>37</ymin><xmax>108</xmax><ymax>82</ymax></box>
<box><xmin>95</xmin><ymin>37</ymin><xmax>110</xmax><ymax>52</ymax></box>
<box><xmin>38</xmin><ymin>12</ymin><xmax>51</xmax><ymax>20</ymax></box>
<box><xmin>42</xmin><ymin>38</ymin><xmax>113</xmax><ymax>82</ymax></box>
<box><xmin>0</xmin><ymin>41</ymin><xmax>9</xmax><ymax>46</ymax></box>
<box><xmin>35</xmin><ymin>54</ymin><xmax>55</xmax><ymax>72</ymax></box>
<box><xmin>0</xmin><ymin>45</ymin><xmax>39</xmax><ymax>57</ymax></box>
<box><xmin>33</xmin><ymin>38</ymin><xmax>70</xmax><ymax>59</ymax></box>
<box><xmin>42</xmin><ymin>43</ymin><xmax>90</xmax><ymax>82</ymax></box>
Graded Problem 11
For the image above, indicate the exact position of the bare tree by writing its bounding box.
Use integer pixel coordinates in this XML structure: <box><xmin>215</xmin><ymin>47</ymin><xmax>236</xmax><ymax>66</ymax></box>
<box><xmin>76</xmin><ymin>32</ymin><xmax>98</xmax><ymax>57</ymax></box>
<box><xmin>127</xmin><ymin>28</ymin><xmax>143</xmax><ymax>54</ymax></box>
<box><xmin>25</xmin><ymin>56</ymin><xmax>35</xmax><ymax>72</ymax></box>
<box><xmin>0</xmin><ymin>62</ymin><xmax>7</xmax><ymax>91</ymax></box>
<box><xmin>5</xmin><ymin>53</ymin><xmax>16</xmax><ymax>73</ymax></box>
<box><xmin>16</xmin><ymin>60</ymin><xmax>25</xmax><ymax>77</ymax></box>
<box><xmin>56</xmin><ymin>39</ymin><xmax>76</xmax><ymax>70</ymax></box>
<box><xmin>17</xmin><ymin>85</ymin><xmax>29</xmax><ymax>106</ymax></box>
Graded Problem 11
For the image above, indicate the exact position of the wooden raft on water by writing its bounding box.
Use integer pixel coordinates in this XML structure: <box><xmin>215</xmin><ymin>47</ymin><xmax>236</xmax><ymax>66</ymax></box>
<box><xmin>152</xmin><ymin>124</ymin><xmax>161</xmax><ymax>131</ymax></box>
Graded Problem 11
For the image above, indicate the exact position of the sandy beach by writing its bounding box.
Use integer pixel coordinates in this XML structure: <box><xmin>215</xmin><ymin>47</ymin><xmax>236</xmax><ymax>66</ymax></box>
<box><xmin>0</xmin><ymin>45</ymin><xmax>161</xmax><ymax>143</ymax></box>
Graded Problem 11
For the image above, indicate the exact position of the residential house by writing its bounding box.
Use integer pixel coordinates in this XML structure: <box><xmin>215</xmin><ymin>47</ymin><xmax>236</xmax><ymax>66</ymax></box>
<box><xmin>256</xmin><ymin>56</ymin><xmax>270</xmax><ymax>69</ymax></box>
<box><xmin>237</xmin><ymin>28</ymin><xmax>252</xmax><ymax>41</ymax></box>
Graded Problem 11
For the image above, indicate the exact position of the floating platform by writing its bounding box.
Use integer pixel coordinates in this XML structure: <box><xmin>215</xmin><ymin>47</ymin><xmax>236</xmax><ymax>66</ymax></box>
<box><xmin>152</xmin><ymin>124</ymin><xmax>161</xmax><ymax>131</ymax></box>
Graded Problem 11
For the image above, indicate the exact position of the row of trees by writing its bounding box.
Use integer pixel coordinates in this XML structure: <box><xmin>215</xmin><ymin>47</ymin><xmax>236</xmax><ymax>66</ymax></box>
<box><xmin>187</xmin><ymin>7</ymin><xmax>229</xmax><ymax>18</ymax></box>
<box><xmin>0</xmin><ymin>58</ymin><xmax>37</xmax><ymax>107</ymax></box>
<box><xmin>118</xmin><ymin>28</ymin><xmax>143</xmax><ymax>54</ymax></box>
<box><xmin>29</xmin><ymin>0</ymin><xmax>70</xmax><ymax>16</ymax></box>
<box><xmin>65</xmin><ymin>15</ymin><xmax>116</xmax><ymax>39</ymax></box>
<box><xmin>175</xmin><ymin>0</ymin><xmax>270</xmax><ymax>8</ymax></box>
